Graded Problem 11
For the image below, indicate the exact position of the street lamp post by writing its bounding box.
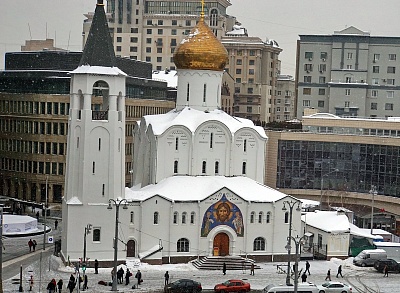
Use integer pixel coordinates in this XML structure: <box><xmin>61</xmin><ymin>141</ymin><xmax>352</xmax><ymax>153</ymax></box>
<box><xmin>369</xmin><ymin>185</ymin><xmax>377</xmax><ymax>235</ymax></box>
<box><xmin>286</xmin><ymin>234</ymin><xmax>307</xmax><ymax>293</ymax></box>
<box><xmin>82</xmin><ymin>224</ymin><xmax>92</xmax><ymax>291</ymax></box>
<box><xmin>319</xmin><ymin>169</ymin><xmax>339</xmax><ymax>210</ymax></box>
<box><xmin>282</xmin><ymin>200</ymin><xmax>301</xmax><ymax>286</ymax></box>
<box><xmin>107</xmin><ymin>199</ymin><xmax>128</xmax><ymax>292</ymax></box>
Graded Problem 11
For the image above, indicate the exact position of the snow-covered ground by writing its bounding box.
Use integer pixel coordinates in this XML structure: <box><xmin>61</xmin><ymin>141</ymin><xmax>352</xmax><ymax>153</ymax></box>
<box><xmin>3</xmin><ymin>255</ymin><xmax>399</xmax><ymax>292</ymax></box>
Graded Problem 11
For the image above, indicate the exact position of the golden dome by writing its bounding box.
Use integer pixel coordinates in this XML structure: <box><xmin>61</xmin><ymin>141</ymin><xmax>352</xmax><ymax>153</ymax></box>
<box><xmin>173</xmin><ymin>18</ymin><xmax>228</xmax><ymax>71</ymax></box>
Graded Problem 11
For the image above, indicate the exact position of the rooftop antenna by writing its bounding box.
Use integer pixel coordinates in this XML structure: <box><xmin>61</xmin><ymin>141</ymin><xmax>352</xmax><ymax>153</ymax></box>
<box><xmin>28</xmin><ymin>23</ymin><xmax>32</xmax><ymax>40</ymax></box>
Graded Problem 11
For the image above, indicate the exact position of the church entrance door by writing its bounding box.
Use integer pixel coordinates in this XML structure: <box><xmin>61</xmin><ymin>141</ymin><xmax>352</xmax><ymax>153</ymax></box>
<box><xmin>213</xmin><ymin>232</ymin><xmax>229</xmax><ymax>256</ymax></box>
<box><xmin>126</xmin><ymin>240</ymin><xmax>136</xmax><ymax>257</ymax></box>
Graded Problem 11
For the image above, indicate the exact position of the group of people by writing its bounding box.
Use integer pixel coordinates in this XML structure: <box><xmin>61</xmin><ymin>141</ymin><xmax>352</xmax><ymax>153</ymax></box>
<box><xmin>300</xmin><ymin>261</ymin><xmax>344</xmax><ymax>283</ymax></box>
<box><xmin>113</xmin><ymin>267</ymin><xmax>132</xmax><ymax>285</ymax></box>
<box><xmin>45</xmin><ymin>278</ymin><xmax>64</xmax><ymax>293</ymax></box>
<box><xmin>27</xmin><ymin>239</ymin><xmax>37</xmax><ymax>252</ymax></box>
<box><xmin>222</xmin><ymin>262</ymin><xmax>255</xmax><ymax>276</ymax></box>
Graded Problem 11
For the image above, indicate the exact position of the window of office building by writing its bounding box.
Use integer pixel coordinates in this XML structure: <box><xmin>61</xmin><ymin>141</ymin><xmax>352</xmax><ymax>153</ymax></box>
<box><xmin>304</xmin><ymin>76</ymin><xmax>311</xmax><ymax>83</ymax></box>
<box><xmin>371</xmin><ymin>103</ymin><xmax>377</xmax><ymax>110</ymax></box>
<box><xmin>318</xmin><ymin>100</ymin><xmax>324</xmax><ymax>107</ymax></box>
<box><xmin>305</xmin><ymin>52</ymin><xmax>313</xmax><ymax>59</ymax></box>
<box><xmin>388</xmin><ymin>66</ymin><xmax>396</xmax><ymax>74</ymax></box>
<box><xmin>389</xmin><ymin>54</ymin><xmax>397</xmax><ymax>61</ymax></box>
<box><xmin>373</xmin><ymin>66</ymin><xmax>379</xmax><ymax>73</ymax></box>
<box><xmin>385</xmin><ymin>103</ymin><xmax>394</xmax><ymax>110</ymax></box>
<box><xmin>303</xmin><ymin>88</ymin><xmax>311</xmax><ymax>95</ymax></box>
<box><xmin>319</xmin><ymin>88</ymin><xmax>325</xmax><ymax>95</ymax></box>
<box><xmin>303</xmin><ymin>100</ymin><xmax>311</xmax><ymax>107</ymax></box>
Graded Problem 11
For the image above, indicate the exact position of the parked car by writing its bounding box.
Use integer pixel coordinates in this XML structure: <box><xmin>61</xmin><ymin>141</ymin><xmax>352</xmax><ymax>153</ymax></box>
<box><xmin>263</xmin><ymin>282</ymin><xmax>319</xmax><ymax>292</ymax></box>
<box><xmin>374</xmin><ymin>258</ymin><xmax>400</xmax><ymax>273</ymax></box>
<box><xmin>214</xmin><ymin>279</ymin><xmax>250</xmax><ymax>293</ymax></box>
<box><xmin>353</xmin><ymin>249</ymin><xmax>387</xmax><ymax>267</ymax></box>
<box><xmin>164</xmin><ymin>279</ymin><xmax>202</xmax><ymax>293</ymax></box>
<box><xmin>316</xmin><ymin>281</ymin><xmax>352</xmax><ymax>293</ymax></box>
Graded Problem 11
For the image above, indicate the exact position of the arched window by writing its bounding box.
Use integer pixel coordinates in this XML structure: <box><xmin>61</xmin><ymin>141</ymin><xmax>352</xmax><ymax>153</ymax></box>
<box><xmin>253</xmin><ymin>237</ymin><xmax>266</xmax><ymax>251</ymax></box>
<box><xmin>130</xmin><ymin>211</ymin><xmax>134</xmax><ymax>224</ymax></box>
<box><xmin>250</xmin><ymin>211</ymin><xmax>255</xmax><ymax>223</ymax></box>
<box><xmin>154</xmin><ymin>211</ymin><xmax>159</xmax><ymax>225</ymax></box>
<box><xmin>202</xmin><ymin>161</ymin><xmax>207</xmax><ymax>174</ymax></box>
<box><xmin>182</xmin><ymin>212</ymin><xmax>187</xmax><ymax>224</ymax></box>
<box><xmin>177</xmin><ymin>238</ymin><xmax>189</xmax><ymax>252</ymax></box>
<box><xmin>173</xmin><ymin>211</ymin><xmax>178</xmax><ymax>224</ymax></box>
<box><xmin>284</xmin><ymin>211</ymin><xmax>289</xmax><ymax>224</ymax></box>
<box><xmin>214</xmin><ymin>161</ymin><xmax>219</xmax><ymax>174</ymax></box>
<box><xmin>242</xmin><ymin>162</ymin><xmax>246</xmax><ymax>174</ymax></box>
<box><xmin>174</xmin><ymin>160</ymin><xmax>178</xmax><ymax>174</ymax></box>
<box><xmin>190</xmin><ymin>212</ymin><xmax>195</xmax><ymax>224</ymax></box>
<box><xmin>266</xmin><ymin>212</ymin><xmax>271</xmax><ymax>224</ymax></box>
<box><xmin>93</xmin><ymin>228</ymin><xmax>101</xmax><ymax>242</ymax></box>
<box><xmin>209</xmin><ymin>8</ymin><xmax>218</xmax><ymax>27</ymax></box>
<box><xmin>258</xmin><ymin>212</ymin><xmax>263</xmax><ymax>223</ymax></box>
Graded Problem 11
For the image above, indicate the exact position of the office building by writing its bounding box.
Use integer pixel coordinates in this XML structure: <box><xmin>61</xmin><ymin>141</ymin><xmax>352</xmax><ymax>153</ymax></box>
<box><xmin>296</xmin><ymin>27</ymin><xmax>400</xmax><ymax>119</ymax></box>
<box><xmin>274</xmin><ymin>74</ymin><xmax>296</xmax><ymax>122</ymax></box>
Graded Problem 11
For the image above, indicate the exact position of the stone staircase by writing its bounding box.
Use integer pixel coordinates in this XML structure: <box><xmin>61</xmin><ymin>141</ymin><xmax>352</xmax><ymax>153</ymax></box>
<box><xmin>190</xmin><ymin>255</ymin><xmax>261</xmax><ymax>271</ymax></box>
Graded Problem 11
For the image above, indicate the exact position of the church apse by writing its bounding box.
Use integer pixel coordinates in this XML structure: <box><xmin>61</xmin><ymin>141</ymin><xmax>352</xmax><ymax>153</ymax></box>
<box><xmin>201</xmin><ymin>194</ymin><xmax>244</xmax><ymax>237</ymax></box>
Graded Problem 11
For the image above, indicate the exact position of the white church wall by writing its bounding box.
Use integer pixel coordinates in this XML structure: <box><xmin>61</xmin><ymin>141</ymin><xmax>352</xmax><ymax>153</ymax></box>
<box><xmin>156</xmin><ymin>126</ymin><xmax>192</xmax><ymax>181</ymax></box>
<box><xmin>193</xmin><ymin>122</ymin><xmax>232</xmax><ymax>176</ymax></box>
<box><xmin>176</xmin><ymin>70</ymin><xmax>223</xmax><ymax>111</ymax></box>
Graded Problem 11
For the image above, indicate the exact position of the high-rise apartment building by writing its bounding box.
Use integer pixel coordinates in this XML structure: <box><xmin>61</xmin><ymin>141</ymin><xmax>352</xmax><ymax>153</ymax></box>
<box><xmin>296</xmin><ymin>27</ymin><xmax>400</xmax><ymax>119</ymax></box>
<box><xmin>83</xmin><ymin>0</ymin><xmax>235</xmax><ymax>71</ymax></box>
<box><xmin>221</xmin><ymin>26</ymin><xmax>282</xmax><ymax>123</ymax></box>
<box><xmin>273</xmin><ymin>75</ymin><xmax>296</xmax><ymax>122</ymax></box>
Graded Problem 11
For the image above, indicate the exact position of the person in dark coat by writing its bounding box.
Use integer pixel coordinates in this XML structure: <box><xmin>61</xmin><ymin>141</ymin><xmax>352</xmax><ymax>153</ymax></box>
<box><xmin>46</xmin><ymin>279</ymin><xmax>56</xmax><ymax>293</ymax></box>
<box><xmin>67</xmin><ymin>279</ymin><xmax>75</xmax><ymax>293</ymax></box>
<box><xmin>83</xmin><ymin>275</ymin><xmax>88</xmax><ymax>290</ymax></box>
<box><xmin>250</xmin><ymin>263</ymin><xmax>255</xmax><ymax>275</ymax></box>
<box><xmin>384</xmin><ymin>265</ymin><xmax>389</xmax><ymax>277</ymax></box>
<box><xmin>32</xmin><ymin>240</ymin><xmax>37</xmax><ymax>252</ymax></box>
<box><xmin>28</xmin><ymin>239</ymin><xmax>33</xmax><ymax>252</ymax></box>
<box><xmin>57</xmin><ymin>279</ymin><xmax>63</xmax><ymax>293</ymax></box>
<box><xmin>325</xmin><ymin>269</ymin><xmax>331</xmax><ymax>281</ymax></box>
<box><xmin>301</xmin><ymin>272</ymin><xmax>307</xmax><ymax>283</ymax></box>
<box><xmin>336</xmin><ymin>265</ymin><xmax>343</xmax><ymax>278</ymax></box>
<box><xmin>117</xmin><ymin>267</ymin><xmax>124</xmax><ymax>284</ymax></box>
<box><xmin>94</xmin><ymin>259</ymin><xmax>99</xmax><ymax>274</ymax></box>
<box><xmin>164</xmin><ymin>271</ymin><xmax>169</xmax><ymax>285</ymax></box>
<box><xmin>222</xmin><ymin>262</ymin><xmax>227</xmax><ymax>275</ymax></box>
<box><xmin>125</xmin><ymin>269</ymin><xmax>131</xmax><ymax>285</ymax></box>
<box><xmin>135</xmin><ymin>270</ymin><xmax>142</xmax><ymax>287</ymax></box>
<box><xmin>305</xmin><ymin>261</ymin><xmax>311</xmax><ymax>275</ymax></box>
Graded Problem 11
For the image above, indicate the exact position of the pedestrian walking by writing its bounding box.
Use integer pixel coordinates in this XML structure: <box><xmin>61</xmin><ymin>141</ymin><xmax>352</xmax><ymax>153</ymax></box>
<box><xmin>222</xmin><ymin>262</ymin><xmax>227</xmax><ymax>275</ymax></box>
<box><xmin>336</xmin><ymin>265</ymin><xmax>343</xmax><ymax>278</ymax></box>
<box><xmin>57</xmin><ymin>279</ymin><xmax>63</xmax><ymax>293</ymax></box>
<box><xmin>305</xmin><ymin>260</ymin><xmax>311</xmax><ymax>275</ymax></box>
<box><xmin>94</xmin><ymin>259</ymin><xmax>99</xmax><ymax>274</ymax></box>
<box><xmin>32</xmin><ymin>240</ymin><xmax>37</xmax><ymax>252</ymax></box>
<box><xmin>117</xmin><ymin>267</ymin><xmax>124</xmax><ymax>284</ymax></box>
<box><xmin>301</xmin><ymin>272</ymin><xmax>307</xmax><ymax>283</ymax></box>
<box><xmin>325</xmin><ymin>269</ymin><xmax>331</xmax><ymax>281</ymax></box>
<box><xmin>29</xmin><ymin>275</ymin><xmax>34</xmax><ymax>291</ymax></box>
<box><xmin>46</xmin><ymin>279</ymin><xmax>56</xmax><ymax>293</ymax></box>
<box><xmin>36</xmin><ymin>211</ymin><xmax>40</xmax><ymax>221</ymax></box>
<box><xmin>28</xmin><ymin>239</ymin><xmax>33</xmax><ymax>252</ymax></box>
<box><xmin>250</xmin><ymin>263</ymin><xmax>255</xmax><ymax>275</ymax></box>
<box><xmin>55</xmin><ymin>219</ymin><xmax>58</xmax><ymax>230</ymax></box>
<box><xmin>125</xmin><ymin>268</ymin><xmax>131</xmax><ymax>285</ymax></box>
<box><xmin>164</xmin><ymin>271</ymin><xmax>169</xmax><ymax>285</ymax></box>
<box><xmin>67</xmin><ymin>278</ymin><xmax>75</xmax><ymax>293</ymax></box>
<box><xmin>384</xmin><ymin>265</ymin><xmax>389</xmax><ymax>277</ymax></box>
<box><xmin>135</xmin><ymin>270</ymin><xmax>142</xmax><ymax>287</ymax></box>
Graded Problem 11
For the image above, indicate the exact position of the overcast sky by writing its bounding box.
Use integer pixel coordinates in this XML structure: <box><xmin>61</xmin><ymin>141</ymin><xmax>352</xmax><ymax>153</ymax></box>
<box><xmin>1</xmin><ymin>0</ymin><xmax>400</xmax><ymax>75</ymax></box>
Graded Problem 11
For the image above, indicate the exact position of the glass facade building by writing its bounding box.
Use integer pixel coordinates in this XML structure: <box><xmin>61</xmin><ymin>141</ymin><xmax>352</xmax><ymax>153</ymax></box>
<box><xmin>277</xmin><ymin>140</ymin><xmax>400</xmax><ymax>197</ymax></box>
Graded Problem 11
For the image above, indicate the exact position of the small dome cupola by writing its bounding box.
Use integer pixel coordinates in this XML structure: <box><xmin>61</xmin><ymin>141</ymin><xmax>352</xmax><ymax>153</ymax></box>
<box><xmin>173</xmin><ymin>15</ymin><xmax>228</xmax><ymax>71</ymax></box>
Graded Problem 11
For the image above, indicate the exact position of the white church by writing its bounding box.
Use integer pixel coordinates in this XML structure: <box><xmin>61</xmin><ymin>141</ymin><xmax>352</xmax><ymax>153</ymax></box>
<box><xmin>61</xmin><ymin>0</ymin><xmax>302</xmax><ymax>266</ymax></box>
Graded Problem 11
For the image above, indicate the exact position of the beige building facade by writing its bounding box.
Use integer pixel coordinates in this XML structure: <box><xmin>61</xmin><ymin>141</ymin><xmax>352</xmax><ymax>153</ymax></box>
<box><xmin>274</xmin><ymin>74</ymin><xmax>296</xmax><ymax>122</ymax></box>
<box><xmin>296</xmin><ymin>27</ymin><xmax>400</xmax><ymax>119</ymax></box>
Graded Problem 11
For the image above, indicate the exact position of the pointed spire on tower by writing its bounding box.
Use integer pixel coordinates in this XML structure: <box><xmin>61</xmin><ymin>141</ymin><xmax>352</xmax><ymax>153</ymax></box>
<box><xmin>79</xmin><ymin>0</ymin><xmax>115</xmax><ymax>67</ymax></box>
<box><xmin>200</xmin><ymin>0</ymin><xmax>205</xmax><ymax>20</ymax></box>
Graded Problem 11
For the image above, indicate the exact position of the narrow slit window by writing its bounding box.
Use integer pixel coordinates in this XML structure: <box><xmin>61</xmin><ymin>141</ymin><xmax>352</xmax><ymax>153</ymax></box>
<box><xmin>77</xmin><ymin>137</ymin><xmax>79</xmax><ymax>148</ymax></box>
<box><xmin>118</xmin><ymin>138</ymin><xmax>121</xmax><ymax>152</ymax></box>
<box><xmin>202</xmin><ymin>161</ymin><xmax>206</xmax><ymax>174</ymax></box>
<box><xmin>244</xmin><ymin>139</ymin><xmax>247</xmax><ymax>152</ymax></box>
<box><xmin>175</xmin><ymin>137</ymin><xmax>179</xmax><ymax>150</ymax></box>
<box><xmin>130</xmin><ymin>211</ymin><xmax>134</xmax><ymax>224</ymax></box>
<box><xmin>98</xmin><ymin>138</ymin><xmax>101</xmax><ymax>151</ymax></box>
<box><xmin>242</xmin><ymin>162</ymin><xmax>246</xmax><ymax>174</ymax></box>
<box><xmin>210</xmin><ymin>133</ymin><xmax>213</xmax><ymax>148</ymax></box>
<box><xmin>102</xmin><ymin>184</ymin><xmax>105</xmax><ymax>196</ymax></box>
<box><xmin>186</xmin><ymin>83</ymin><xmax>190</xmax><ymax>101</ymax></box>
<box><xmin>92</xmin><ymin>162</ymin><xmax>96</xmax><ymax>174</ymax></box>
<box><xmin>203</xmin><ymin>83</ymin><xmax>207</xmax><ymax>103</ymax></box>
<box><xmin>174</xmin><ymin>160</ymin><xmax>178</xmax><ymax>173</ymax></box>
<box><xmin>215</xmin><ymin>161</ymin><xmax>219</xmax><ymax>174</ymax></box>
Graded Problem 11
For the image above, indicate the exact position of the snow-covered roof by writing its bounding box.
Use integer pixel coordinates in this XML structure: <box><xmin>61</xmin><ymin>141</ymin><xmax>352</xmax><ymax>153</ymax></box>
<box><xmin>302</xmin><ymin>211</ymin><xmax>350</xmax><ymax>233</ymax></box>
<box><xmin>301</xmin><ymin>199</ymin><xmax>319</xmax><ymax>209</ymax></box>
<box><xmin>125</xmin><ymin>175</ymin><xmax>287</xmax><ymax>202</ymax></box>
<box><xmin>142</xmin><ymin>107</ymin><xmax>267</xmax><ymax>137</ymax></box>
<box><xmin>350</xmin><ymin>223</ymin><xmax>383</xmax><ymax>240</ymax></box>
<box><xmin>374</xmin><ymin>241</ymin><xmax>400</xmax><ymax>247</ymax></box>
<box><xmin>152</xmin><ymin>70</ymin><xmax>178</xmax><ymax>88</ymax></box>
<box><xmin>70</xmin><ymin>65</ymin><xmax>127</xmax><ymax>76</ymax></box>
